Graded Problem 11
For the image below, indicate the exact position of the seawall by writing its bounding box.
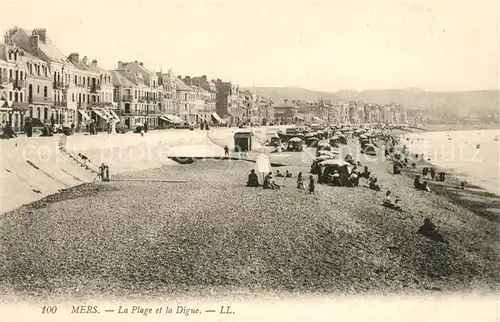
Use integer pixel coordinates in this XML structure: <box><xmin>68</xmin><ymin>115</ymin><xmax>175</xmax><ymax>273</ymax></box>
<box><xmin>0</xmin><ymin>126</ymin><xmax>288</xmax><ymax>214</ymax></box>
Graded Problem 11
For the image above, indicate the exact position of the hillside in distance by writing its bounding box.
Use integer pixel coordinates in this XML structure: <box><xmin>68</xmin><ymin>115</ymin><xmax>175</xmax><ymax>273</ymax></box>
<box><xmin>246</xmin><ymin>87</ymin><xmax>499</xmax><ymax>116</ymax></box>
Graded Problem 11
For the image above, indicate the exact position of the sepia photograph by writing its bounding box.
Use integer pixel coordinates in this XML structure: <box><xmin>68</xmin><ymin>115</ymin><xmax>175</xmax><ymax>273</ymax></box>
<box><xmin>0</xmin><ymin>0</ymin><xmax>499</xmax><ymax>321</ymax></box>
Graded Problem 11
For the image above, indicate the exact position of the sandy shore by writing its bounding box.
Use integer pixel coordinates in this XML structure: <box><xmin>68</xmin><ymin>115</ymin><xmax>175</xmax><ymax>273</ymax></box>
<box><xmin>0</xmin><ymin>137</ymin><xmax>498</xmax><ymax>301</ymax></box>
<box><xmin>408</xmin><ymin>123</ymin><xmax>500</xmax><ymax>133</ymax></box>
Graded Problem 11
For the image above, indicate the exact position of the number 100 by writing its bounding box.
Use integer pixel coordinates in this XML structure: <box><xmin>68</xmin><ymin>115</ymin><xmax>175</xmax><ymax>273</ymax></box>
<box><xmin>42</xmin><ymin>306</ymin><xmax>58</xmax><ymax>314</ymax></box>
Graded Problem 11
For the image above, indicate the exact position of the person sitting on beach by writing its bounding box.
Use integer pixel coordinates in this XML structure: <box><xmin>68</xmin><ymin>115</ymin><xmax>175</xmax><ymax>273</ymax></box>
<box><xmin>263</xmin><ymin>173</ymin><xmax>275</xmax><ymax>189</ymax></box>
<box><xmin>247</xmin><ymin>169</ymin><xmax>260</xmax><ymax>187</ymax></box>
<box><xmin>276</xmin><ymin>170</ymin><xmax>285</xmax><ymax>177</ymax></box>
<box><xmin>418</xmin><ymin>218</ymin><xmax>447</xmax><ymax>244</ymax></box>
<box><xmin>361</xmin><ymin>166</ymin><xmax>371</xmax><ymax>180</ymax></box>
<box><xmin>421</xmin><ymin>181</ymin><xmax>431</xmax><ymax>192</ymax></box>
<box><xmin>369</xmin><ymin>177</ymin><xmax>381</xmax><ymax>191</ymax></box>
<box><xmin>460</xmin><ymin>180</ymin><xmax>467</xmax><ymax>189</ymax></box>
<box><xmin>297</xmin><ymin>172</ymin><xmax>306</xmax><ymax>190</ymax></box>
<box><xmin>414</xmin><ymin>175</ymin><xmax>423</xmax><ymax>190</ymax></box>
<box><xmin>383</xmin><ymin>191</ymin><xmax>401</xmax><ymax>211</ymax></box>
<box><xmin>285</xmin><ymin>170</ymin><xmax>292</xmax><ymax>178</ymax></box>
<box><xmin>422</xmin><ymin>167</ymin><xmax>429</xmax><ymax>179</ymax></box>
<box><xmin>331</xmin><ymin>170</ymin><xmax>342</xmax><ymax>186</ymax></box>
<box><xmin>349</xmin><ymin>171</ymin><xmax>359</xmax><ymax>186</ymax></box>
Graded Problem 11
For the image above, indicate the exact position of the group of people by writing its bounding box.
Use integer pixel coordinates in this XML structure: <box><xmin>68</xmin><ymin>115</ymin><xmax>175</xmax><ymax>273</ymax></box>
<box><xmin>0</xmin><ymin>121</ymin><xmax>16</xmax><ymax>139</ymax></box>
<box><xmin>246</xmin><ymin>169</ymin><xmax>316</xmax><ymax>194</ymax></box>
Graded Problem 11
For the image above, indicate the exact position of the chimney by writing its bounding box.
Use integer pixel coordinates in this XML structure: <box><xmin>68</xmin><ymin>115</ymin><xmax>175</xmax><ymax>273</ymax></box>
<box><xmin>139</xmin><ymin>62</ymin><xmax>143</xmax><ymax>66</ymax></box>
<box><xmin>82</xmin><ymin>56</ymin><xmax>88</xmax><ymax>65</ymax></box>
<box><xmin>177</xmin><ymin>75</ymin><xmax>182</xmax><ymax>79</ymax></box>
<box><xmin>202</xmin><ymin>75</ymin><xmax>207</xmax><ymax>80</ymax></box>
<box><xmin>68</xmin><ymin>53</ymin><xmax>79</xmax><ymax>64</ymax></box>
<box><xmin>117</xmin><ymin>61</ymin><xmax>123</xmax><ymax>69</ymax></box>
<box><xmin>33</xmin><ymin>28</ymin><xmax>46</xmax><ymax>42</ymax></box>
<box><xmin>4</xmin><ymin>31</ymin><xmax>11</xmax><ymax>45</ymax></box>
<box><xmin>284</xmin><ymin>99</ymin><xmax>288</xmax><ymax>104</ymax></box>
<box><xmin>92</xmin><ymin>59</ymin><xmax>97</xmax><ymax>67</ymax></box>
<box><xmin>28</xmin><ymin>35</ymin><xmax>39</xmax><ymax>53</ymax></box>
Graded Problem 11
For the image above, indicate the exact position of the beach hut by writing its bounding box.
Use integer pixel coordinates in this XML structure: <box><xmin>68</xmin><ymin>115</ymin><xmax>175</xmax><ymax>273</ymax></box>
<box><xmin>234</xmin><ymin>131</ymin><xmax>253</xmax><ymax>152</ymax></box>
<box><xmin>362</xmin><ymin>144</ymin><xmax>377</xmax><ymax>156</ymax></box>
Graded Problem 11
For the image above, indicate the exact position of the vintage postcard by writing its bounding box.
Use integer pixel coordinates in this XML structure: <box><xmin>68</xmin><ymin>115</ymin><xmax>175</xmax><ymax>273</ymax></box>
<box><xmin>0</xmin><ymin>0</ymin><xmax>499</xmax><ymax>321</ymax></box>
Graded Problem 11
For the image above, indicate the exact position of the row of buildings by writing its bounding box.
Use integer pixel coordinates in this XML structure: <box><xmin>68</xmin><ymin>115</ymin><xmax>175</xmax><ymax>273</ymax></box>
<box><xmin>0</xmin><ymin>26</ymin><xmax>407</xmax><ymax>132</ymax></box>
<box><xmin>0</xmin><ymin>27</ymin><xmax>276</xmax><ymax>131</ymax></box>
<box><xmin>273</xmin><ymin>99</ymin><xmax>407</xmax><ymax>125</ymax></box>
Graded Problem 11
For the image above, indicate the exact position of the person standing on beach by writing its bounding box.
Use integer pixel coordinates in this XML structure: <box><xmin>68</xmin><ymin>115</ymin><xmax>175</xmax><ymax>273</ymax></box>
<box><xmin>297</xmin><ymin>172</ymin><xmax>305</xmax><ymax>190</ymax></box>
<box><xmin>308</xmin><ymin>175</ymin><xmax>315</xmax><ymax>194</ymax></box>
<box><xmin>224</xmin><ymin>145</ymin><xmax>229</xmax><ymax>156</ymax></box>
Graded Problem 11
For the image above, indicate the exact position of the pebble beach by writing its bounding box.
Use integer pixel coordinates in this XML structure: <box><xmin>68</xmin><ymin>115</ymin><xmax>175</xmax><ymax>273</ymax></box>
<box><xmin>0</xmin><ymin>132</ymin><xmax>499</xmax><ymax>301</ymax></box>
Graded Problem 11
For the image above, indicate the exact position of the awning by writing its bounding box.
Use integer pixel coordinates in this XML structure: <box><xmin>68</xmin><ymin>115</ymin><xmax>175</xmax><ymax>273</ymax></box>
<box><xmin>313</xmin><ymin>116</ymin><xmax>323</xmax><ymax>122</ymax></box>
<box><xmin>196</xmin><ymin>113</ymin><xmax>206</xmax><ymax>121</ymax></box>
<box><xmin>92</xmin><ymin>108</ymin><xmax>109</xmax><ymax>120</ymax></box>
<box><xmin>211</xmin><ymin>112</ymin><xmax>222</xmax><ymax>123</ymax></box>
<box><xmin>102</xmin><ymin>109</ymin><xmax>114</xmax><ymax>120</ymax></box>
<box><xmin>78</xmin><ymin>109</ymin><xmax>91</xmax><ymax>121</ymax></box>
<box><xmin>296</xmin><ymin>116</ymin><xmax>305</xmax><ymax>121</ymax></box>
<box><xmin>109</xmin><ymin>109</ymin><xmax>120</xmax><ymax>121</ymax></box>
<box><xmin>0</xmin><ymin>99</ymin><xmax>14</xmax><ymax>108</ymax></box>
<box><xmin>161</xmin><ymin>114</ymin><xmax>184</xmax><ymax>124</ymax></box>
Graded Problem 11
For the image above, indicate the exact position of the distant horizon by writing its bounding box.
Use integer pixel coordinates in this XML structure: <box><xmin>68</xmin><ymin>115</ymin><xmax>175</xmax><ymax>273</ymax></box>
<box><xmin>240</xmin><ymin>86</ymin><xmax>500</xmax><ymax>93</ymax></box>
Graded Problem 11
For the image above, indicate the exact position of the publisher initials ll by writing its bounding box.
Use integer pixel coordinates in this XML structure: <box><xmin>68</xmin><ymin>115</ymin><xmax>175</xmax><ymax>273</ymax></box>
<box><xmin>220</xmin><ymin>306</ymin><xmax>233</xmax><ymax>314</ymax></box>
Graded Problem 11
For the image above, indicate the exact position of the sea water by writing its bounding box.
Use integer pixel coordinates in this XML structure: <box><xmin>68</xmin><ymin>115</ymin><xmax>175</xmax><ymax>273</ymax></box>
<box><xmin>403</xmin><ymin>128</ymin><xmax>500</xmax><ymax>195</ymax></box>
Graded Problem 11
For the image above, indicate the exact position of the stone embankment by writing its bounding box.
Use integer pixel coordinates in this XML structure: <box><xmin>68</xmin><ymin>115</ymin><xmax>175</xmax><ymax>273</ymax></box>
<box><xmin>0</xmin><ymin>126</ymin><xmax>286</xmax><ymax>214</ymax></box>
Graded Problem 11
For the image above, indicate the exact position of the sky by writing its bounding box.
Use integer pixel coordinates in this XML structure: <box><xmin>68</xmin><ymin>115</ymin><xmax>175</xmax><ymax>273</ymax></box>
<box><xmin>1</xmin><ymin>0</ymin><xmax>498</xmax><ymax>92</ymax></box>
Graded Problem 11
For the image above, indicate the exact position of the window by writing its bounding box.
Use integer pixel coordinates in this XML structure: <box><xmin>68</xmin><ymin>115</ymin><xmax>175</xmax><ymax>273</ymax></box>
<box><xmin>9</xmin><ymin>69</ymin><xmax>12</xmax><ymax>79</ymax></box>
<box><xmin>14</xmin><ymin>92</ymin><xmax>18</xmax><ymax>102</ymax></box>
<box><xmin>72</xmin><ymin>93</ymin><xmax>75</xmax><ymax>102</ymax></box>
<box><xmin>8</xmin><ymin>52</ymin><xmax>11</xmax><ymax>60</ymax></box>
<box><xmin>74</xmin><ymin>75</ymin><xmax>77</xmax><ymax>84</ymax></box>
<box><xmin>83</xmin><ymin>95</ymin><xmax>85</xmax><ymax>102</ymax></box>
<box><xmin>20</xmin><ymin>93</ymin><xmax>23</xmax><ymax>102</ymax></box>
<box><xmin>20</xmin><ymin>71</ymin><xmax>23</xmax><ymax>80</ymax></box>
<box><xmin>37</xmin><ymin>85</ymin><xmax>40</xmax><ymax>94</ymax></box>
<box><xmin>44</xmin><ymin>86</ymin><xmax>47</xmax><ymax>97</ymax></box>
<box><xmin>9</xmin><ymin>92</ymin><xmax>12</xmax><ymax>100</ymax></box>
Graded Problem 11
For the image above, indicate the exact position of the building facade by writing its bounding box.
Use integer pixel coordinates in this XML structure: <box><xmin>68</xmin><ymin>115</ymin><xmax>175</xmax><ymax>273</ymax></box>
<box><xmin>175</xmin><ymin>76</ymin><xmax>195</xmax><ymax>123</ymax></box>
<box><xmin>0</xmin><ymin>42</ymin><xmax>29</xmax><ymax>131</ymax></box>
<box><xmin>8</xmin><ymin>27</ymin><xmax>76</xmax><ymax>127</ymax></box>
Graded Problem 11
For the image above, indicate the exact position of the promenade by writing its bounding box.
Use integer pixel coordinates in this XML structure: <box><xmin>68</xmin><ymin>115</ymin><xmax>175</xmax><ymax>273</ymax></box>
<box><xmin>0</xmin><ymin>126</ymin><xmax>287</xmax><ymax>214</ymax></box>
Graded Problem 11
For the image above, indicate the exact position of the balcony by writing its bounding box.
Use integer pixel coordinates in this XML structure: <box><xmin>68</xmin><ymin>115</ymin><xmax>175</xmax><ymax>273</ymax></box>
<box><xmin>90</xmin><ymin>84</ymin><xmax>101</xmax><ymax>93</ymax></box>
<box><xmin>54</xmin><ymin>101</ymin><xmax>68</xmax><ymax>108</ymax></box>
<box><xmin>121</xmin><ymin>95</ymin><xmax>133</xmax><ymax>102</ymax></box>
<box><xmin>14</xmin><ymin>79</ymin><xmax>25</xmax><ymax>89</ymax></box>
<box><xmin>12</xmin><ymin>102</ymin><xmax>30</xmax><ymax>112</ymax></box>
<box><xmin>29</xmin><ymin>95</ymin><xmax>54</xmax><ymax>105</ymax></box>
<box><xmin>53</xmin><ymin>81</ymin><xmax>65</xmax><ymax>89</ymax></box>
<box><xmin>0</xmin><ymin>76</ymin><xmax>10</xmax><ymax>85</ymax></box>
<box><xmin>122</xmin><ymin>110</ymin><xmax>144</xmax><ymax>116</ymax></box>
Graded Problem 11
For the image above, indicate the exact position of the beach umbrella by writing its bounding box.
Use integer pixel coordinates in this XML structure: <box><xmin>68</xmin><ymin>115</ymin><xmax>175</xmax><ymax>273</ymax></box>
<box><xmin>317</xmin><ymin>150</ymin><xmax>339</xmax><ymax>157</ymax></box>
<box><xmin>289</xmin><ymin>137</ymin><xmax>303</xmax><ymax>143</ymax></box>
<box><xmin>315</xmin><ymin>154</ymin><xmax>337</xmax><ymax>161</ymax></box>
<box><xmin>255</xmin><ymin>153</ymin><xmax>272</xmax><ymax>182</ymax></box>
<box><xmin>318</xmin><ymin>159</ymin><xmax>350</xmax><ymax>167</ymax></box>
